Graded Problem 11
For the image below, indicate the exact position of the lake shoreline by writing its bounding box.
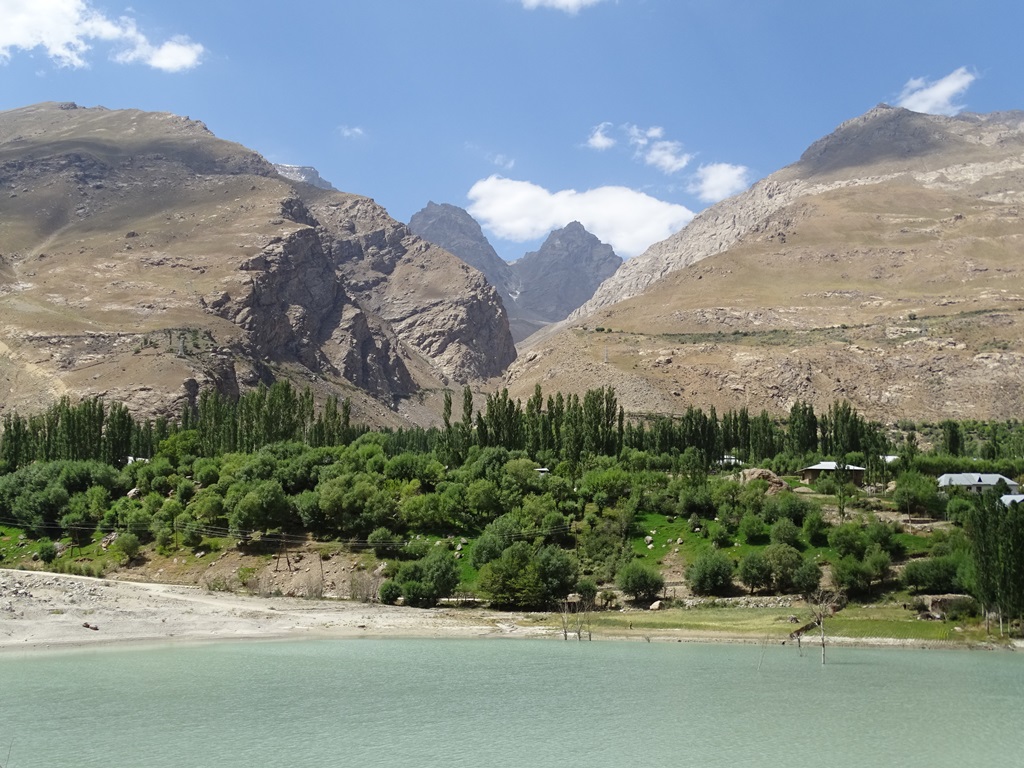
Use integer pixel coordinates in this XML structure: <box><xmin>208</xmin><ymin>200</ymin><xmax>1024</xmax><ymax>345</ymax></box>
<box><xmin>1</xmin><ymin>568</ymin><xmax>1014</xmax><ymax>656</ymax></box>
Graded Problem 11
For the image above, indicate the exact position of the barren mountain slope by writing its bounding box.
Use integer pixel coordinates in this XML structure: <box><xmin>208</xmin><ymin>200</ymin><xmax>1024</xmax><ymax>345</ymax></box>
<box><xmin>508</xmin><ymin>106</ymin><xmax>1024</xmax><ymax>423</ymax></box>
<box><xmin>0</xmin><ymin>102</ymin><xmax>514</xmax><ymax>425</ymax></box>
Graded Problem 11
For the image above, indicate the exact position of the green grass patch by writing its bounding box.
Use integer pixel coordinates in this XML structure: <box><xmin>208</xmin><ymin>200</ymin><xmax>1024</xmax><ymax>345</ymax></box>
<box><xmin>826</xmin><ymin>604</ymin><xmax>991</xmax><ymax>644</ymax></box>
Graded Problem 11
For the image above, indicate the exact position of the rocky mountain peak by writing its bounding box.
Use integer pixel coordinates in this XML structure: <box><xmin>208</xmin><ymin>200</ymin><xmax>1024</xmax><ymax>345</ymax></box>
<box><xmin>511</xmin><ymin>222</ymin><xmax>621</xmax><ymax>323</ymax></box>
<box><xmin>273</xmin><ymin>163</ymin><xmax>337</xmax><ymax>191</ymax></box>
<box><xmin>408</xmin><ymin>205</ymin><xmax>621</xmax><ymax>342</ymax></box>
<box><xmin>408</xmin><ymin>202</ymin><xmax>516</xmax><ymax>295</ymax></box>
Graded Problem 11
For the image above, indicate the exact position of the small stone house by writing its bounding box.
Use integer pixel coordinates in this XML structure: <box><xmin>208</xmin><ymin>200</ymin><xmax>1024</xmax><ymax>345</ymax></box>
<box><xmin>938</xmin><ymin>473</ymin><xmax>1019</xmax><ymax>494</ymax></box>
<box><xmin>800</xmin><ymin>461</ymin><xmax>866</xmax><ymax>486</ymax></box>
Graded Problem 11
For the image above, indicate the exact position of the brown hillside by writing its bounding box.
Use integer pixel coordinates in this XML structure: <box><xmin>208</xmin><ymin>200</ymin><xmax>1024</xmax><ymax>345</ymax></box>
<box><xmin>0</xmin><ymin>102</ymin><xmax>515</xmax><ymax>426</ymax></box>
<box><xmin>508</xmin><ymin>107</ymin><xmax>1024</xmax><ymax>423</ymax></box>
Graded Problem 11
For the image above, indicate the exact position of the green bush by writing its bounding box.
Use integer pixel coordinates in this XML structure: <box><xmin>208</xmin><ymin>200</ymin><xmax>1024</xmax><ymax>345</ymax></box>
<box><xmin>378</xmin><ymin>579</ymin><xmax>402</xmax><ymax>604</ymax></box>
<box><xmin>793</xmin><ymin>559</ymin><xmax>822</xmax><ymax>595</ymax></box>
<box><xmin>738</xmin><ymin>513</ymin><xmax>768</xmax><ymax>544</ymax></box>
<box><xmin>367</xmin><ymin>527</ymin><xmax>400</xmax><ymax>559</ymax></box>
<box><xmin>616</xmin><ymin>561</ymin><xmax>665</xmax><ymax>602</ymax></box>
<box><xmin>832</xmin><ymin>555</ymin><xmax>872</xmax><ymax>595</ymax></box>
<box><xmin>37</xmin><ymin>538</ymin><xmax>58</xmax><ymax>564</ymax></box>
<box><xmin>828</xmin><ymin>522</ymin><xmax>868</xmax><ymax>559</ymax></box>
<box><xmin>901</xmin><ymin>556</ymin><xmax>961</xmax><ymax>593</ymax></box>
<box><xmin>802</xmin><ymin>510</ymin><xmax>828</xmax><ymax>546</ymax></box>
<box><xmin>686</xmin><ymin>550</ymin><xmax>733</xmax><ymax>596</ymax></box>
<box><xmin>763</xmin><ymin>543</ymin><xmax>802</xmax><ymax>593</ymax></box>
<box><xmin>576</xmin><ymin>577</ymin><xmax>598</xmax><ymax>605</ymax></box>
<box><xmin>738</xmin><ymin>550</ymin><xmax>772</xmax><ymax>593</ymax></box>
<box><xmin>770</xmin><ymin>517</ymin><xmax>800</xmax><ymax>548</ymax></box>
<box><xmin>706</xmin><ymin>520</ymin><xmax>732</xmax><ymax>549</ymax></box>
<box><xmin>115</xmin><ymin>532</ymin><xmax>140</xmax><ymax>562</ymax></box>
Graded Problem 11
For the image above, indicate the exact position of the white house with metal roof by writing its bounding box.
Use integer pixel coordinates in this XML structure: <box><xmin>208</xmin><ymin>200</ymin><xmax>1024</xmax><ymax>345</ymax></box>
<box><xmin>937</xmin><ymin>473</ymin><xmax>1019</xmax><ymax>494</ymax></box>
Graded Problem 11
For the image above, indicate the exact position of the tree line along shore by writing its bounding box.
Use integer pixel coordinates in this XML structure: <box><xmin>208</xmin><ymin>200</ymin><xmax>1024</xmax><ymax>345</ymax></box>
<box><xmin>1</xmin><ymin>382</ymin><xmax>1023</xmax><ymax>642</ymax></box>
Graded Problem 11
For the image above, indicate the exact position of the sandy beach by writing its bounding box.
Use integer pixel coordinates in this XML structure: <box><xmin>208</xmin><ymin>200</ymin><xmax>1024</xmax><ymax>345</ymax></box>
<box><xmin>0</xmin><ymin>569</ymin><xmax>553</xmax><ymax>653</ymax></box>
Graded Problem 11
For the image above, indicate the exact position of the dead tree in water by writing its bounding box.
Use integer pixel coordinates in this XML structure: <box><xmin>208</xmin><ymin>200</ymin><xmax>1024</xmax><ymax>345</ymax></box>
<box><xmin>808</xmin><ymin>588</ymin><xmax>844</xmax><ymax>664</ymax></box>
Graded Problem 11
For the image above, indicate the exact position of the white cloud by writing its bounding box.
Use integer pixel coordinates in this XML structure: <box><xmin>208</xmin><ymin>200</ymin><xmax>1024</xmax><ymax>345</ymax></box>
<box><xmin>0</xmin><ymin>0</ymin><xmax>203</xmax><ymax>71</ymax></box>
<box><xmin>625</xmin><ymin>124</ymin><xmax>691</xmax><ymax>173</ymax></box>
<box><xmin>521</xmin><ymin>0</ymin><xmax>606</xmax><ymax>13</ymax></box>
<box><xmin>644</xmin><ymin>140</ymin><xmax>692</xmax><ymax>174</ymax></box>
<box><xmin>688</xmin><ymin>163</ymin><xmax>750</xmax><ymax>203</ymax></box>
<box><xmin>467</xmin><ymin>175</ymin><xmax>693</xmax><ymax>257</ymax></box>
<box><xmin>338</xmin><ymin>125</ymin><xmax>365</xmax><ymax>139</ymax></box>
<box><xmin>0</xmin><ymin>0</ymin><xmax>202</xmax><ymax>71</ymax></box>
<box><xmin>489</xmin><ymin>152</ymin><xmax>516</xmax><ymax>170</ymax></box>
<box><xmin>896</xmin><ymin>66</ymin><xmax>976</xmax><ymax>116</ymax></box>
<box><xmin>626</xmin><ymin>124</ymin><xmax>663</xmax><ymax>148</ymax></box>
<box><xmin>112</xmin><ymin>26</ymin><xmax>203</xmax><ymax>72</ymax></box>
<box><xmin>586</xmin><ymin>122</ymin><xmax>616</xmax><ymax>150</ymax></box>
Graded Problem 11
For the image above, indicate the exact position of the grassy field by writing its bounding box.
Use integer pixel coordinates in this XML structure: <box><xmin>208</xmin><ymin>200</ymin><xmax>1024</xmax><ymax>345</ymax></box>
<box><xmin>521</xmin><ymin>602</ymin><xmax>1000</xmax><ymax>647</ymax></box>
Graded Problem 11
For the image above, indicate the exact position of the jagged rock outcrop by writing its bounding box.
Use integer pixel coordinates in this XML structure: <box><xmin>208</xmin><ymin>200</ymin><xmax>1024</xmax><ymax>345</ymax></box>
<box><xmin>409</xmin><ymin>205</ymin><xmax>620</xmax><ymax>341</ymax></box>
<box><xmin>409</xmin><ymin>202</ymin><xmax>517</xmax><ymax>299</ymax></box>
<box><xmin>513</xmin><ymin>221</ymin><xmax>621</xmax><ymax>321</ymax></box>
<box><xmin>0</xmin><ymin>102</ymin><xmax>515</xmax><ymax>424</ymax></box>
<box><xmin>273</xmin><ymin>163</ymin><xmax>338</xmax><ymax>191</ymax></box>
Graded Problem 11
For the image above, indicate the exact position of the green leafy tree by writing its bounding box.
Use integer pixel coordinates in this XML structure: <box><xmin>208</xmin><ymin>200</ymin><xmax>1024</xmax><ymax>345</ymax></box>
<box><xmin>770</xmin><ymin>517</ymin><xmax>800</xmax><ymax>549</ymax></box>
<box><xmin>686</xmin><ymin>550</ymin><xmax>733</xmax><ymax>596</ymax></box>
<box><xmin>763</xmin><ymin>543</ymin><xmax>802</xmax><ymax>593</ymax></box>
<box><xmin>802</xmin><ymin>509</ymin><xmax>828</xmax><ymax>546</ymax></box>
<box><xmin>738</xmin><ymin>513</ymin><xmax>768</xmax><ymax>544</ymax></box>
<box><xmin>793</xmin><ymin>559</ymin><xmax>822</xmax><ymax>596</ymax></box>
<box><xmin>828</xmin><ymin>522</ymin><xmax>868</xmax><ymax>560</ymax></box>
<box><xmin>616</xmin><ymin>561</ymin><xmax>665</xmax><ymax>602</ymax></box>
<box><xmin>738</xmin><ymin>550</ymin><xmax>772</xmax><ymax>594</ymax></box>
<box><xmin>115</xmin><ymin>532</ymin><xmax>140</xmax><ymax>563</ymax></box>
<box><xmin>893</xmin><ymin>471</ymin><xmax>943</xmax><ymax>519</ymax></box>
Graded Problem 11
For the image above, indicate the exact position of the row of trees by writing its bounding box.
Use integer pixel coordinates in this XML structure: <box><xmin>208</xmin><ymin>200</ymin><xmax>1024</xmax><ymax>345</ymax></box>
<box><xmin>8</xmin><ymin>382</ymin><xmax>1024</xmax><ymax>483</ymax></box>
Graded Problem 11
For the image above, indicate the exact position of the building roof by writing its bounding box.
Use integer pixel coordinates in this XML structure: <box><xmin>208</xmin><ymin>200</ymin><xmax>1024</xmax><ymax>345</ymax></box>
<box><xmin>801</xmin><ymin>461</ymin><xmax>866</xmax><ymax>472</ymax></box>
<box><xmin>938</xmin><ymin>473</ymin><xmax>1019</xmax><ymax>489</ymax></box>
<box><xmin>1001</xmin><ymin>494</ymin><xmax>1024</xmax><ymax>507</ymax></box>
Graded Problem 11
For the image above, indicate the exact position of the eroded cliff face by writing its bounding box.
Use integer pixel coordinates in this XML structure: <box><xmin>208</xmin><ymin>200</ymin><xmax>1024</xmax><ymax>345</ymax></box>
<box><xmin>0</xmin><ymin>102</ymin><xmax>515</xmax><ymax>424</ymax></box>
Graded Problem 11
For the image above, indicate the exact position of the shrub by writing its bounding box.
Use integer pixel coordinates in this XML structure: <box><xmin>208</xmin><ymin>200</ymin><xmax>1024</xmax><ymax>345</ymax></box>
<box><xmin>763</xmin><ymin>543</ymin><xmax>802</xmax><ymax>593</ymax></box>
<box><xmin>378</xmin><ymin>579</ymin><xmax>402</xmax><ymax>605</ymax></box>
<box><xmin>832</xmin><ymin>556</ymin><xmax>872</xmax><ymax>595</ymax></box>
<box><xmin>706</xmin><ymin>520</ymin><xmax>732</xmax><ymax>549</ymax></box>
<box><xmin>576</xmin><ymin>577</ymin><xmax>598</xmax><ymax>606</ymax></box>
<box><xmin>37</xmin><ymin>538</ymin><xmax>58</xmax><ymax>564</ymax></box>
<box><xmin>828</xmin><ymin>522</ymin><xmax>868</xmax><ymax>559</ymax></box>
<box><xmin>802</xmin><ymin>510</ymin><xmax>828</xmax><ymax>546</ymax></box>
<box><xmin>793</xmin><ymin>559</ymin><xmax>822</xmax><ymax>595</ymax></box>
<box><xmin>738</xmin><ymin>513</ymin><xmax>768</xmax><ymax>544</ymax></box>
<box><xmin>180</xmin><ymin>519</ymin><xmax>204</xmax><ymax>549</ymax></box>
<box><xmin>738</xmin><ymin>550</ymin><xmax>772</xmax><ymax>593</ymax></box>
<box><xmin>115</xmin><ymin>532</ymin><xmax>140</xmax><ymax>562</ymax></box>
<box><xmin>367</xmin><ymin>527</ymin><xmax>400</xmax><ymax>559</ymax></box>
<box><xmin>770</xmin><ymin>517</ymin><xmax>800</xmax><ymax>548</ymax></box>
<box><xmin>616</xmin><ymin>561</ymin><xmax>665</xmax><ymax>602</ymax></box>
<box><xmin>686</xmin><ymin>550</ymin><xmax>733</xmax><ymax>596</ymax></box>
<box><xmin>945</xmin><ymin>596</ymin><xmax>980</xmax><ymax>621</ymax></box>
<box><xmin>901</xmin><ymin>556</ymin><xmax>961</xmax><ymax>593</ymax></box>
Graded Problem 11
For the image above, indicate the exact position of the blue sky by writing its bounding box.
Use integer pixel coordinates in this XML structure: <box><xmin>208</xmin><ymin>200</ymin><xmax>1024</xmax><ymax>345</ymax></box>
<box><xmin>1</xmin><ymin>1</ymin><xmax>1021</xmax><ymax>260</ymax></box>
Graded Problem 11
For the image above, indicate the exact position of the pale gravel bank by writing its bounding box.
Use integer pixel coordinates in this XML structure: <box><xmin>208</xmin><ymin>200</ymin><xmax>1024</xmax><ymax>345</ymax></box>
<box><xmin>0</xmin><ymin>569</ymin><xmax>553</xmax><ymax>653</ymax></box>
<box><xmin>3</xmin><ymin>569</ymin><xmax>1016</xmax><ymax>654</ymax></box>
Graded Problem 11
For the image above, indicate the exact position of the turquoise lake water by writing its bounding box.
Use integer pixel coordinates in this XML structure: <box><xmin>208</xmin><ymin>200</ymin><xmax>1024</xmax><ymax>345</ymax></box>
<box><xmin>1</xmin><ymin>638</ymin><xmax>1021</xmax><ymax>768</ymax></box>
